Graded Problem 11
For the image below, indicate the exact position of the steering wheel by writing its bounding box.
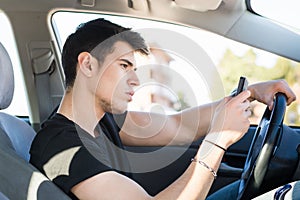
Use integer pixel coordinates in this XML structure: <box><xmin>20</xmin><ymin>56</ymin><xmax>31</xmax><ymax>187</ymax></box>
<box><xmin>237</xmin><ymin>92</ymin><xmax>287</xmax><ymax>200</ymax></box>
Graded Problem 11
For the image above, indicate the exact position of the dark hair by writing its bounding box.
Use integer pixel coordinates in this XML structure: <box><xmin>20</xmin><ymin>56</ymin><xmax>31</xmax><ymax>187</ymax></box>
<box><xmin>62</xmin><ymin>18</ymin><xmax>149</xmax><ymax>88</ymax></box>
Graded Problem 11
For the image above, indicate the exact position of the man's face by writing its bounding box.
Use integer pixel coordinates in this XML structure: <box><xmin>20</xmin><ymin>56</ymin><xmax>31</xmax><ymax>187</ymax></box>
<box><xmin>94</xmin><ymin>41</ymin><xmax>140</xmax><ymax>114</ymax></box>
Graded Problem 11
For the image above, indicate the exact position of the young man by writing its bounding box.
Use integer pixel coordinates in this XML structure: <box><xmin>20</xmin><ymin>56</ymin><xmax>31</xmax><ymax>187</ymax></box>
<box><xmin>30</xmin><ymin>18</ymin><xmax>296</xmax><ymax>200</ymax></box>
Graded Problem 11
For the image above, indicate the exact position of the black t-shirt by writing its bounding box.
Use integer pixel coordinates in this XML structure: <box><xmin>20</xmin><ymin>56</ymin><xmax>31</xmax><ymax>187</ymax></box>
<box><xmin>29</xmin><ymin>112</ymin><xmax>131</xmax><ymax>198</ymax></box>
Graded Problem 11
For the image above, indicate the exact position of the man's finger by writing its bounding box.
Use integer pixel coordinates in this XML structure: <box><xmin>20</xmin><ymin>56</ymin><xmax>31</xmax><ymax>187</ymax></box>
<box><xmin>233</xmin><ymin>90</ymin><xmax>251</xmax><ymax>103</ymax></box>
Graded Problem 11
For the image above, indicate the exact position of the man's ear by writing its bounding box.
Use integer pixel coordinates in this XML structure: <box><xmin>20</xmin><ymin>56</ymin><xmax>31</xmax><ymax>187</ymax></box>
<box><xmin>78</xmin><ymin>52</ymin><xmax>93</xmax><ymax>77</ymax></box>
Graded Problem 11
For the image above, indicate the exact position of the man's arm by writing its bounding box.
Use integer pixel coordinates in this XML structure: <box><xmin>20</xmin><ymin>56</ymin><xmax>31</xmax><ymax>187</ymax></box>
<box><xmin>71</xmin><ymin>91</ymin><xmax>252</xmax><ymax>200</ymax></box>
<box><xmin>120</xmin><ymin>79</ymin><xmax>296</xmax><ymax>146</ymax></box>
<box><xmin>120</xmin><ymin>100</ymin><xmax>220</xmax><ymax>146</ymax></box>
<box><xmin>71</xmin><ymin>142</ymin><xmax>225</xmax><ymax>200</ymax></box>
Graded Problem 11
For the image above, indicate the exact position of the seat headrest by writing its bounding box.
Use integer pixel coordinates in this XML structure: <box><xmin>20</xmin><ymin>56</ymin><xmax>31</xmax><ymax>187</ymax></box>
<box><xmin>0</xmin><ymin>42</ymin><xmax>14</xmax><ymax>110</ymax></box>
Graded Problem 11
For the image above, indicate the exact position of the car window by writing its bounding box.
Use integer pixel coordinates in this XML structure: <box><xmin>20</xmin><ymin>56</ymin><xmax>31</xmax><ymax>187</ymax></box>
<box><xmin>51</xmin><ymin>11</ymin><xmax>300</xmax><ymax>126</ymax></box>
<box><xmin>249</xmin><ymin>0</ymin><xmax>300</xmax><ymax>34</ymax></box>
<box><xmin>0</xmin><ymin>11</ymin><xmax>29</xmax><ymax>117</ymax></box>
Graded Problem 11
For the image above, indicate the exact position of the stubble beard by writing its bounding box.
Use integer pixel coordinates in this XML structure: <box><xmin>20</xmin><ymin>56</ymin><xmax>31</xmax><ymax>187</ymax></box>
<box><xmin>99</xmin><ymin>98</ymin><xmax>127</xmax><ymax>114</ymax></box>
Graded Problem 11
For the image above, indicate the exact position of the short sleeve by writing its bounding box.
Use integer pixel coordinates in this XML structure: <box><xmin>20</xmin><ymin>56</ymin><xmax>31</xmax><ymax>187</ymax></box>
<box><xmin>52</xmin><ymin>144</ymin><xmax>113</xmax><ymax>194</ymax></box>
<box><xmin>37</xmin><ymin>129</ymin><xmax>116</xmax><ymax>196</ymax></box>
<box><xmin>30</xmin><ymin>112</ymin><xmax>130</xmax><ymax>198</ymax></box>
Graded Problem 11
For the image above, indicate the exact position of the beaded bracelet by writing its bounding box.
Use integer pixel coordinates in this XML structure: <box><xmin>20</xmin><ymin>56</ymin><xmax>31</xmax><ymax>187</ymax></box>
<box><xmin>203</xmin><ymin>139</ymin><xmax>227</xmax><ymax>152</ymax></box>
<box><xmin>191</xmin><ymin>158</ymin><xmax>217</xmax><ymax>179</ymax></box>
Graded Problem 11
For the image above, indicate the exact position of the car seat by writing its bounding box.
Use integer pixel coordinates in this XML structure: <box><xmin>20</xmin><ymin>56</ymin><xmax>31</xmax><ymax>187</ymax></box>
<box><xmin>0</xmin><ymin>42</ymin><xmax>71</xmax><ymax>200</ymax></box>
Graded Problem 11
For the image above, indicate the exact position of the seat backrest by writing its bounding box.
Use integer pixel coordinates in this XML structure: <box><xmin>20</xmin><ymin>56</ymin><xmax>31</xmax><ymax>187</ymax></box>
<box><xmin>0</xmin><ymin>41</ymin><xmax>36</xmax><ymax>161</ymax></box>
<box><xmin>0</xmin><ymin>42</ymin><xmax>71</xmax><ymax>199</ymax></box>
<box><xmin>0</xmin><ymin>113</ymin><xmax>36</xmax><ymax>161</ymax></box>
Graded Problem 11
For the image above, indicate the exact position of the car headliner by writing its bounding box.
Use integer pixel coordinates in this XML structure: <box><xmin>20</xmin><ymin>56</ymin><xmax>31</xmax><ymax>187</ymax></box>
<box><xmin>0</xmin><ymin>0</ymin><xmax>299</xmax><ymax>63</ymax></box>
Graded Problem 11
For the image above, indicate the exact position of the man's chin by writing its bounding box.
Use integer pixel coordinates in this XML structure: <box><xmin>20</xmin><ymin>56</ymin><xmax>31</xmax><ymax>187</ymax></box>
<box><xmin>110</xmin><ymin>105</ymin><xmax>128</xmax><ymax>114</ymax></box>
<box><xmin>101</xmin><ymin>100</ymin><xmax>127</xmax><ymax>114</ymax></box>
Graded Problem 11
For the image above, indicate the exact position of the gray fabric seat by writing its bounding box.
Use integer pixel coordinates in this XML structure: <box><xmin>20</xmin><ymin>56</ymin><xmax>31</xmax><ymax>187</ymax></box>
<box><xmin>0</xmin><ymin>42</ymin><xmax>70</xmax><ymax>199</ymax></box>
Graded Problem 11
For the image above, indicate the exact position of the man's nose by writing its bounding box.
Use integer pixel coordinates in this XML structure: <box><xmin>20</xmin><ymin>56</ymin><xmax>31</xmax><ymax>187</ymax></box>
<box><xmin>127</xmin><ymin>70</ymin><xmax>140</xmax><ymax>86</ymax></box>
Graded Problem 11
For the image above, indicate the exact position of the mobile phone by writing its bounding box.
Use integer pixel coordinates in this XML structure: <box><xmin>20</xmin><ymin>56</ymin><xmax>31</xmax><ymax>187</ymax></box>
<box><xmin>234</xmin><ymin>76</ymin><xmax>248</xmax><ymax>96</ymax></box>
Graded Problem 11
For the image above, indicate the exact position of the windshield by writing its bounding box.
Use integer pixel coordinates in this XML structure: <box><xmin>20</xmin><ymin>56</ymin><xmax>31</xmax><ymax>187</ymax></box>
<box><xmin>51</xmin><ymin>11</ymin><xmax>300</xmax><ymax>126</ymax></box>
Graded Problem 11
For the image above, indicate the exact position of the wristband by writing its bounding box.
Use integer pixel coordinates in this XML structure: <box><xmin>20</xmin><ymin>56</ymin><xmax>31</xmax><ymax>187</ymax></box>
<box><xmin>203</xmin><ymin>139</ymin><xmax>227</xmax><ymax>152</ymax></box>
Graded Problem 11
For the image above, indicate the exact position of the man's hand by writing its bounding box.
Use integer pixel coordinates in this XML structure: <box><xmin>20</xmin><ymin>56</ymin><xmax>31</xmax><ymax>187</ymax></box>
<box><xmin>207</xmin><ymin>90</ymin><xmax>252</xmax><ymax>149</ymax></box>
<box><xmin>248</xmin><ymin>79</ymin><xmax>296</xmax><ymax>110</ymax></box>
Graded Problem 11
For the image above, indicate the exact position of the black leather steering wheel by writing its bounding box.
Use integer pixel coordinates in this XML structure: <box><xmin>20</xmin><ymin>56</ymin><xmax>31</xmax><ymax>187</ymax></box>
<box><xmin>237</xmin><ymin>93</ymin><xmax>287</xmax><ymax>200</ymax></box>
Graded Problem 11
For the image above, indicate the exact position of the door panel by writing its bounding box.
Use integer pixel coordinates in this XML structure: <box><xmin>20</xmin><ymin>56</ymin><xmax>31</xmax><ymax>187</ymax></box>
<box><xmin>126</xmin><ymin>126</ymin><xmax>257</xmax><ymax>195</ymax></box>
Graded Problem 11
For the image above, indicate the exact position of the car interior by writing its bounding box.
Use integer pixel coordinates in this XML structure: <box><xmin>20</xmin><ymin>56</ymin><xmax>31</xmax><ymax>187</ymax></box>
<box><xmin>0</xmin><ymin>0</ymin><xmax>300</xmax><ymax>199</ymax></box>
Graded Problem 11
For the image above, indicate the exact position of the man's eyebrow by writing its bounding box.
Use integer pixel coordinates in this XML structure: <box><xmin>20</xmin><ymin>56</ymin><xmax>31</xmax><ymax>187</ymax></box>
<box><xmin>119</xmin><ymin>58</ymin><xmax>133</xmax><ymax>66</ymax></box>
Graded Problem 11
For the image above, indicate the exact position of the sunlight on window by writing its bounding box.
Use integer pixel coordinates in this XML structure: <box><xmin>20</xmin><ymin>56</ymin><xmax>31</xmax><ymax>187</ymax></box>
<box><xmin>0</xmin><ymin>11</ymin><xmax>29</xmax><ymax>116</ymax></box>
<box><xmin>251</xmin><ymin>0</ymin><xmax>300</xmax><ymax>33</ymax></box>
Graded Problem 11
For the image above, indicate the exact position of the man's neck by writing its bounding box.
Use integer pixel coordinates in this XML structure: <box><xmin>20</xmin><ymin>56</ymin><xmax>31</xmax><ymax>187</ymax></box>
<box><xmin>57</xmin><ymin>89</ymin><xmax>105</xmax><ymax>137</ymax></box>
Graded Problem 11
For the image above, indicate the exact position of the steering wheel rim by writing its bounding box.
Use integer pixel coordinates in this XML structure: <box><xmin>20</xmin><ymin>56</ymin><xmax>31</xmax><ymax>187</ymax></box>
<box><xmin>237</xmin><ymin>93</ymin><xmax>287</xmax><ymax>200</ymax></box>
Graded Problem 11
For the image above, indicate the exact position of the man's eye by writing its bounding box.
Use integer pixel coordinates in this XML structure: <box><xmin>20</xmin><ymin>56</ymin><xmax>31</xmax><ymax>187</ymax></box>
<box><xmin>121</xmin><ymin>63</ymin><xmax>128</xmax><ymax>69</ymax></box>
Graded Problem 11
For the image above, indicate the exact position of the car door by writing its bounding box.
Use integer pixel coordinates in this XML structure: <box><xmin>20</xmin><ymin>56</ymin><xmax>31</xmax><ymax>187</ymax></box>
<box><xmin>126</xmin><ymin>127</ymin><xmax>256</xmax><ymax>196</ymax></box>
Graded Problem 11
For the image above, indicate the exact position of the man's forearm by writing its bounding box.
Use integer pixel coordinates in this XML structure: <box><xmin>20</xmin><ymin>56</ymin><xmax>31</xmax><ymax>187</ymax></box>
<box><xmin>176</xmin><ymin>99</ymin><xmax>222</xmax><ymax>142</ymax></box>
<box><xmin>121</xmin><ymin>99</ymin><xmax>221</xmax><ymax>146</ymax></box>
<box><xmin>153</xmin><ymin>139</ymin><xmax>225</xmax><ymax>200</ymax></box>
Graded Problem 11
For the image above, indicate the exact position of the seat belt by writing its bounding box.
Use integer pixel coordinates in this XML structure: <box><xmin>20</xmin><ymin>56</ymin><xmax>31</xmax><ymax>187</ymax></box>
<box><xmin>30</xmin><ymin>41</ymin><xmax>64</xmax><ymax>126</ymax></box>
<box><xmin>32</xmin><ymin>49</ymin><xmax>55</xmax><ymax>124</ymax></box>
